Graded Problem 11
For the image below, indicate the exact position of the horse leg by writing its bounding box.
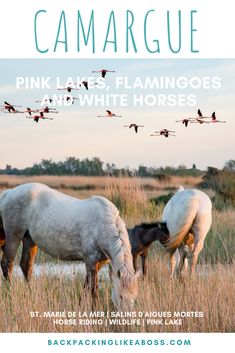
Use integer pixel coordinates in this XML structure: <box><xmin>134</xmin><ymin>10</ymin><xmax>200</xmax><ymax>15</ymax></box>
<box><xmin>141</xmin><ymin>249</ymin><xmax>148</xmax><ymax>276</ymax></box>
<box><xmin>85</xmin><ymin>263</ymin><xmax>99</xmax><ymax>305</ymax></box>
<box><xmin>177</xmin><ymin>245</ymin><xmax>188</xmax><ymax>278</ymax></box>
<box><xmin>132</xmin><ymin>254</ymin><xmax>138</xmax><ymax>272</ymax></box>
<box><xmin>169</xmin><ymin>253</ymin><xmax>175</xmax><ymax>278</ymax></box>
<box><xmin>190</xmin><ymin>239</ymin><xmax>204</xmax><ymax>274</ymax></box>
<box><xmin>169</xmin><ymin>250</ymin><xmax>177</xmax><ymax>278</ymax></box>
<box><xmin>1</xmin><ymin>233</ymin><xmax>22</xmax><ymax>282</ymax></box>
<box><xmin>182</xmin><ymin>257</ymin><xmax>188</xmax><ymax>273</ymax></box>
<box><xmin>20</xmin><ymin>234</ymin><xmax>37</xmax><ymax>282</ymax></box>
<box><xmin>84</xmin><ymin>268</ymin><xmax>97</xmax><ymax>294</ymax></box>
<box><xmin>92</xmin><ymin>266</ymin><xmax>98</xmax><ymax>299</ymax></box>
<box><xmin>190</xmin><ymin>210</ymin><xmax>212</xmax><ymax>274</ymax></box>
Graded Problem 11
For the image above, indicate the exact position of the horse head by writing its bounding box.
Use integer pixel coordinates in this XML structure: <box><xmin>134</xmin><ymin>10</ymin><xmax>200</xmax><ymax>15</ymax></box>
<box><xmin>157</xmin><ymin>221</ymin><xmax>168</xmax><ymax>233</ymax></box>
<box><xmin>155</xmin><ymin>221</ymin><xmax>170</xmax><ymax>245</ymax></box>
<box><xmin>111</xmin><ymin>268</ymin><xmax>140</xmax><ymax>310</ymax></box>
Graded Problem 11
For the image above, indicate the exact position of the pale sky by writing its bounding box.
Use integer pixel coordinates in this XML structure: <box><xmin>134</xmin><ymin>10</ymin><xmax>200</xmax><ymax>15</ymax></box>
<box><xmin>0</xmin><ymin>59</ymin><xmax>234</xmax><ymax>170</ymax></box>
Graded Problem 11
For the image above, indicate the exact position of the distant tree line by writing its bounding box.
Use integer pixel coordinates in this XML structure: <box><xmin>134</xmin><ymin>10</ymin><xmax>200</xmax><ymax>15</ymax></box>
<box><xmin>0</xmin><ymin>157</ymin><xmax>206</xmax><ymax>177</ymax></box>
<box><xmin>1</xmin><ymin>157</ymin><xmax>105</xmax><ymax>176</ymax></box>
<box><xmin>1</xmin><ymin>158</ymin><xmax>234</xmax><ymax>181</ymax></box>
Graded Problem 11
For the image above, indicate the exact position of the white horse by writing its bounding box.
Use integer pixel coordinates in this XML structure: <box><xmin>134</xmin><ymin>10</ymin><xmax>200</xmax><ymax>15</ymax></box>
<box><xmin>161</xmin><ymin>187</ymin><xmax>212</xmax><ymax>277</ymax></box>
<box><xmin>0</xmin><ymin>183</ymin><xmax>138</xmax><ymax>310</ymax></box>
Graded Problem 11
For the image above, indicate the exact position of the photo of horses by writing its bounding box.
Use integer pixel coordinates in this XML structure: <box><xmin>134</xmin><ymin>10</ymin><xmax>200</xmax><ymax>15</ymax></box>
<box><xmin>0</xmin><ymin>59</ymin><xmax>234</xmax><ymax>333</ymax></box>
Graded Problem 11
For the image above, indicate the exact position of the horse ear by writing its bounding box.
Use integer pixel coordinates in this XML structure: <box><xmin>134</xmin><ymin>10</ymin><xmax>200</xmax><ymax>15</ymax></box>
<box><xmin>157</xmin><ymin>221</ymin><xmax>163</xmax><ymax>229</ymax></box>
<box><xmin>158</xmin><ymin>222</ymin><xmax>167</xmax><ymax>230</ymax></box>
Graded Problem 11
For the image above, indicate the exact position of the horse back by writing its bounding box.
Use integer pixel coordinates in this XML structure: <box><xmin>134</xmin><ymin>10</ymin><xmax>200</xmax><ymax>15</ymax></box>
<box><xmin>162</xmin><ymin>189</ymin><xmax>212</xmax><ymax>243</ymax></box>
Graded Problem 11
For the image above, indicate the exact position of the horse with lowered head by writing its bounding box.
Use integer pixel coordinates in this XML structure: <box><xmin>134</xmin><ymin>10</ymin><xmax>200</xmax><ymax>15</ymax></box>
<box><xmin>128</xmin><ymin>222</ymin><xmax>169</xmax><ymax>275</ymax></box>
<box><xmin>0</xmin><ymin>183</ymin><xmax>139</xmax><ymax>310</ymax></box>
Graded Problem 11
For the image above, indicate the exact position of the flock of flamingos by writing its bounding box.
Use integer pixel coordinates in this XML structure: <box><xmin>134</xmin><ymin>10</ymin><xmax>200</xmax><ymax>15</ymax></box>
<box><xmin>0</xmin><ymin>69</ymin><xmax>226</xmax><ymax>138</ymax></box>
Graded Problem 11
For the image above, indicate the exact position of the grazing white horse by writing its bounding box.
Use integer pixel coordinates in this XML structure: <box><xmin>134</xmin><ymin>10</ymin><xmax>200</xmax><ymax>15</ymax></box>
<box><xmin>0</xmin><ymin>183</ymin><xmax>138</xmax><ymax>310</ymax></box>
<box><xmin>161</xmin><ymin>187</ymin><xmax>212</xmax><ymax>277</ymax></box>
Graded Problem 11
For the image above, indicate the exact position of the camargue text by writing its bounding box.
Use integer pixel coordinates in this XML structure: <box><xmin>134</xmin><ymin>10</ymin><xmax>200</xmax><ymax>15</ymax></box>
<box><xmin>34</xmin><ymin>9</ymin><xmax>199</xmax><ymax>55</ymax></box>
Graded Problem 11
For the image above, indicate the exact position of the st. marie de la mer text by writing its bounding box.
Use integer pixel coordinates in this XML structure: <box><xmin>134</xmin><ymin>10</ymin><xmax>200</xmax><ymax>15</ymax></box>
<box><xmin>34</xmin><ymin>9</ymin><xmax>199</xmax><ymax>54</ymax></box>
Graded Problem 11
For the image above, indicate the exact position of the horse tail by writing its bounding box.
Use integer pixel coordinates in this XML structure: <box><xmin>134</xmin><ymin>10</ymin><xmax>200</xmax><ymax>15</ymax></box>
<box><xmin>166</xmin><ymin>198</ymin><xmax>199</xmax><ymax>252</ymax></box>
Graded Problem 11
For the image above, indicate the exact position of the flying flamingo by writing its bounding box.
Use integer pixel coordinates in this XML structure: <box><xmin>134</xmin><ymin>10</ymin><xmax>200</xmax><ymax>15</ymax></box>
<box><xmin>25</xmin><ymin>107</ymin><xmax>37</xmax><ymax>116</ymax></box>
<box><xmin>190</xmin><ymin>119</ymin><xmax>210</xmax><ymax>124</ymax></box>
<box><xmin>79</xmin><ymin>80</ymin><xmax>98</xmax><ymax>90</ymax></box>
<box><xmin>151</xmin><ymin>129</ymin><xmax>176</xmax><ymax>138</ymax></box>
<box><xmin>63</xmin><ymin>96</ymin><xmax>79</xmax><ymax>104</ymax></box>
<box><xmin>39</xmin><ymin>106</ymin><xmax>59</xmax><ymax>114</ymax></box>
<box><xmin>176</xmin><ymin>109</ymin><xmax>211</xmax><ymax>125</ymax></box>
<box><xmin>71</xmin><ymin>81</ymin><xmax>88</xmax><ymax>90</ymax></box>
<box><xmin>68</xmin><ymin>80</ymin><xmax>97</xmax><ymax>90</ymax></box>
<box><xmin>97</xmin><ymin>110</ymin><xmax>122</xmax><ymax>118</ymax></box>
<box><xmin>123</xmin><ymin>124</ymin><xmax>144</xmax><ymax>133</ymax></box>
<box><xmin>57</xmin><ymin>86</ymin><xmax>79</xmax><ymax>93</ymax></box>
<box><xmin>186</xmin><ymin>109</ymin><xmax>211</xmax><ymax>124</ymax></box>
<box><xmin>80</xmin><ymin>81</ymin><xmax>89</xmax><ymax>90</ymax></box>
<box><xmin>35</xmin><ymin>98</ymin><xmax>55</xmax><ymax>104</ymax></box>
<box><xmin>0</xmin><ymin>101</ymin><xmax>21</xmax><ymax>113</ymax></box>
<box><xmin>196</xmin><ymin>109</ymin><xmax>215</xmax><ymax>119</ymax></box>
<box><xmin>196</xmin><ymin>109</ymin><xmax>216</xmax><ymax>120</ymax></box>
<box><xmin>197</xmin><ymin>109</ymin><xmax>212</xmax><ymax>119</ymax></box>
<box><xmin>175</xmin><ymin>118</ymin><xmax>195</xmax><ymax>127</ymax></box>
<box><xmin>92</xmin><ymin>69</ymin><xmax>115</xmax><ymax>78</ymax></box>
<box><xmin>194</xmin><ymin>110</ymin><xmax>225</xmax><ymax>123</ymax></box>
<box><xmin>26</xmin><ymin>112</ymin><xmax>53</xmax><ymax>123</ymax></box>
<box><xmin>210</xmin><ymin>112</ymin><xmax>226</xmax><ymax>123</ymax></box>
<box><xmin>19</xmin><ymin>107</ymin><xmax>58</xmax><ymax>115</ymax></box>
<box><xmin>197</xmin><ymin>109</ymin><xmax>203</xmax><ymax>118</ymax></box>
<box><xmin>17</xmin><ymin>107</ymin><xmax>37</xmax><ymax>116</ymax></box>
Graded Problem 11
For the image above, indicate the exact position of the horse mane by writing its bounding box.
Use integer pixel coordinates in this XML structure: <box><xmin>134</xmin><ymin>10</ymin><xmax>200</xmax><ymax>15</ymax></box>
<box><xmin>133</xmin><ymin>222</ymin><xmax>162</xmax><ymax>230</ymax></box>
<box><xmin>110</xmin><ymin>215</ymin><xmax>137</xmax><ymax>294</ymax></box>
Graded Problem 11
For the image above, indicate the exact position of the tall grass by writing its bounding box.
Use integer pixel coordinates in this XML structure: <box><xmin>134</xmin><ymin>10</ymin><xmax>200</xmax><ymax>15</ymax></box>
<box><xmin>0</xmin><ymin>260</ymin><xmax>234</xmax><ymax>332</ymax></box>
<box><xmin>0</xmin><ymin>174</ymin><xmax>201</xmax><ymax>193</ymax></box>
<box><xmin>201</xmin><ymin>210</ymin><xmax>235</xmax><ymax>264</ymax></box>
